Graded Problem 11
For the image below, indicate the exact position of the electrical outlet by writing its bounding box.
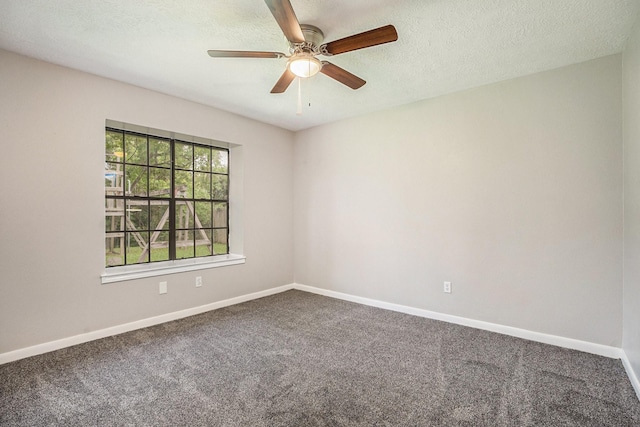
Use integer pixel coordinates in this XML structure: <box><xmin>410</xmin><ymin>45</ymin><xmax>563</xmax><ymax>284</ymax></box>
<box><xmin>159</xmin><ymin>281</ymin><xmax>167</xmax><ymax>294</ymax></box>
<box><xmin>444</xmin><ymin>281</ymin><xmax>452</xmax><ymax>294</ymax></box>
<box><xmin>196</xmin><ymin>276</ymin><xmax>202</xmax><ymax>287</ymax></box>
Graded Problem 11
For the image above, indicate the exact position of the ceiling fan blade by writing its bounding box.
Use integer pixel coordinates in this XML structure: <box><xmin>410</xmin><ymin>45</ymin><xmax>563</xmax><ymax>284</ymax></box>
<box><xmin>264</xmin><ymin>0</ymin><xmax>305</xmax><ymax>44</ymax></box>
<box><xmin>320</xmin><ymin>61</ymin><xmax>366</xmax><ymax>90</ymax></box>
<box><xmin>271</xmin><ymin>68</ymin><xmax>296</xmax><ymax>93</ymax></box>
<box><xmin>208</xmin><ymin>50</ymin><xmax>286</xmax><ymax>59</ymax></box>
<box><xmin>321</xmin><ymin>25</ymin><xmax>398</xmax><ymax>56</ymax></box>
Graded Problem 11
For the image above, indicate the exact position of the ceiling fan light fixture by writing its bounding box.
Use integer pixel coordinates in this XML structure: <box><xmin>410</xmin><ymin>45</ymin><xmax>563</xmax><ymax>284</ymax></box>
<box><xmin>288</xmin><ymin>55</ymin><xmax>322</xmax><ymax>78</ymax></box>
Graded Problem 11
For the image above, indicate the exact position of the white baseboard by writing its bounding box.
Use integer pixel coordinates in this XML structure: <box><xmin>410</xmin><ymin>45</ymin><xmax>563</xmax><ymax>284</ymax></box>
<box><xmin>0</xmin><ymin>282</ymin><xmax>627</xmax><ymax>369</ymax></box>
<box><xmin>0</xmin><ymin>284</ymin><xmax>295</xmax><ymax>365</ymax></box>
<box><xmin>621</xmin><ymin>351</ymin><xmax>640</xmax><ymax>401</ymax></box>
<box><xmin>292</xmin><ymin>283</ymin><xmax>622</xmax><ymax>359</ymax></box>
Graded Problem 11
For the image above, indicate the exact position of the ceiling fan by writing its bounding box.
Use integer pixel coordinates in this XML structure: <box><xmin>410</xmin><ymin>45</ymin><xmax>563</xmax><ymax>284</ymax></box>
<box><xmin>207</xmin><ymin>0</ymin><xmax>398</xmax><ymax>93</ymax></box>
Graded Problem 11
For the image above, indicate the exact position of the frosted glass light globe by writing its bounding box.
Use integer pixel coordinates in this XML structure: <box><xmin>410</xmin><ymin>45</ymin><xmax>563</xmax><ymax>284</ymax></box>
<box><xmin>288</xmin><ymin>55</ymin><xmax>322</xmax><ymax>78</ymax></box>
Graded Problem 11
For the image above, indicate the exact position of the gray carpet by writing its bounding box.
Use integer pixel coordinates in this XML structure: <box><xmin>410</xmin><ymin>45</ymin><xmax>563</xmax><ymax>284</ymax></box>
<box><xmin>1</xmin><ymin>290</ymin><xmax>639</xmax><ymax>426</ymax></box>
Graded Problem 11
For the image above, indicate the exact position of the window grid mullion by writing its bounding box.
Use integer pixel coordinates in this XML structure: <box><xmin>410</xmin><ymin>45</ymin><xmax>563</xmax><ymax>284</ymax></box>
<box><xmin>122</xmin><ymin>157</ymin><xmax>128</xmax><ymax>266</ymax></box>
<box><xmin>169</xmin><ymin>139</ymin><xmax>176</xmax><ymax>261</ymax></box>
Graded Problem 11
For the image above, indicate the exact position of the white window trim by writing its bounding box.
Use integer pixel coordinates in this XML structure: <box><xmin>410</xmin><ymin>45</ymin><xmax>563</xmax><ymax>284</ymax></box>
<box><xmin>101</xmin><ymin>254</ymin><xmax>246</xmax><ymax>284</ymax></box>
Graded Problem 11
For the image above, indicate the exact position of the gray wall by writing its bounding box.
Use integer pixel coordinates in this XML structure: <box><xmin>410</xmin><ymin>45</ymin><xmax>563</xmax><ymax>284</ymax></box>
<box><xmin>0</xmin><ymin>49</ymin><xmax>295</xmax><ymax>354</ymax></box>
<box><xmin>623</xmin><ymin>17</ymin><xmax>640</xmax><ymax>384</ymax></box>
<box><xmin>294</xmin><ymin>55</ymin><xmax>623</xmax><ymax>346</ymax></box>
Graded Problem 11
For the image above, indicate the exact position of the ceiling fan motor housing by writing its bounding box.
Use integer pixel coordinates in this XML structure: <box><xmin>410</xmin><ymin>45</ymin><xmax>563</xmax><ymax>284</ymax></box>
<box><xmin>289</xmin><ymin>24</ymin><xmax>324</xmax><ymax>54</ymax></box>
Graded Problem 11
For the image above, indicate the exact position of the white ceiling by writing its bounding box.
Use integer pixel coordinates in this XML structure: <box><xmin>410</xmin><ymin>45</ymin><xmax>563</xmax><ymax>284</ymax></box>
<box><xmin>1</xmin><ymin>0</ymin><xmax>639</xmax><ymax>131</ymax></box>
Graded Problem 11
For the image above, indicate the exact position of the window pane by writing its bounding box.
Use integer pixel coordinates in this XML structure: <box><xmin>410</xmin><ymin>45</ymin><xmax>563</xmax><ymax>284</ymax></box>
<box><xmin>126</xmin><ymin>231</ymin><xmax>149</xmax><ymax>264</ymax></box>
<box><xmin>125</xmin><ymin>133</ymin><xmax>147</xmax><ymax>165</ymax></box>
<box><xmin>126</xmin><ymin>200</ymin><xmax>148</xmax><ymax>231</ymax></box>
<box><xmin>150</xmin><ymin>230</ymin><xmax>169</xmax><ymax>262</ymax></box>
<box><xmin>175</xmin><ymin>142</ymin><xmax>193</xmax><ymax>170</ymax></box>
<box><xmin>149</xmin><ymin>138</ymin><xmax>171</xmax><ymax>167</ymax></box>
<box><xmin>106</xmin><ymin>130</ymin><xmax>124</xmax><ymax>163</ymax></box>
<box><xmin>212</xmin><ymin>174</ymin><xmax>228</xmax><ymax>200</ymax></box>
<box><xmin>150</xmin><ymin>201</ymin><xmax>170</xmax><ymax>230</ymax></box>
<box><xmin>194</xmin><ymin>172</ymin><xmax>211</xmax><ymax>200</ymax></box>
<box><xmin>105</xmin><ymin>199</ymin><xmax>124</xmax><ymax>232</ymax></box>
<box><xmin>213</xmin><ymin>202</ymin><xmax>228</xmax><ymax>228</ymax></box>
<box><xmin>194</xmin><ymin>146</ymin><xmax>211</xmax><ymax>172</ymax></box>
<box><xmin>149</xmin><ymin>167</ymin><xmax>171</xmax><ymax>197</ymax></box>
<box><xmin>175</xmin><ymin>170</ymin><xmax>193</xmax><ymax>198</ymax></box>
<box><xmin>195</xmin><ymin>229</ymin><xmax>213</xmax><ymax>257</ymax></box>
<box><xmin>105</xmin><ymin>233</ymin><xmax>124</xmax><ymax>266</ymax></box>
<box><xmin>176</xmin><ymin>230</ymin><xmax>194</xmax><ymax>259</ymax></box>
<box><xmin>212</xmin><ymin>149</ymin><xmax>228</xmax><ymax>173</ymax></box>
<box><xmin>175</xmin><ymin>201</ymin><xmax>194</xmax><ymax>230</ymax></box>
<box><xmin>105</xmin><ymin>162</ymin><xmax>123</xmax><ymax>194</ymax></box>
<box><xmin>213</xmin><ymin>229</ymin><xmax>228</xmax><ymax>255</ymax></box>
<box><xmin>125</xmin><ymin>165</ymin><xmax>148</xmax><ymax>197</ymax></box>
<box><xmin>196</xmin><ymin>202</ymin><xmax>212</xmax><ymax>228</ymax></box>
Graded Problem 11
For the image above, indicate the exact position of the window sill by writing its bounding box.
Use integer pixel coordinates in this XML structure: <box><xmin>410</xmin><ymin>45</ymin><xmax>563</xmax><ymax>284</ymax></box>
<box><xmin>101</xmin><ymin>254</ymin><xmax>246</xmax><ymax>284</ymax></box>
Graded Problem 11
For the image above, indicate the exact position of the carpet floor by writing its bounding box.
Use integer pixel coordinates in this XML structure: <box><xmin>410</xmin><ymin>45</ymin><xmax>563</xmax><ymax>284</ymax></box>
<box><xmin>1</xmin><ymin>290</ymin><xmax>639</xmax><ymax>426</ymax></box>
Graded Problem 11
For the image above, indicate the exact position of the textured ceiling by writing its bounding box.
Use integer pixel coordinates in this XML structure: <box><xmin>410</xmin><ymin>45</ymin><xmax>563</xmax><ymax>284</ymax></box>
<box><xmin>1</xmin><ymin>0</ymin><xmax>639</xmax><ymax>131</ymax></box>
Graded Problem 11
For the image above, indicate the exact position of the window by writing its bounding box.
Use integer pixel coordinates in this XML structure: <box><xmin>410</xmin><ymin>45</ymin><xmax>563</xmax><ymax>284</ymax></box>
<box><xmin>105</xmin><ymin>127</ymin><xmax>229</xmax><ymax>268</ymax></box>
